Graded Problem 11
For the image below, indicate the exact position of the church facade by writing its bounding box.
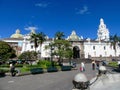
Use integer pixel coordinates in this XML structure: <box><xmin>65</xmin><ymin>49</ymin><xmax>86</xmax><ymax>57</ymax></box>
<box><xmin>1</xmin><ymin>18</ymin><xmax>120</xmax><ymax>60</ymax></box>
<box><xmin>67</xmin><ymin>18</ymin><xmax>120</xmax><ymax>60</ymax></box>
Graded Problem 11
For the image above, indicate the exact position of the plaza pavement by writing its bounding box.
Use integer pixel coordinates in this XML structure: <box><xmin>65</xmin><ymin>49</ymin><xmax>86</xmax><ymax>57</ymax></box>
<box><xmin>90</xmin><ymin>74</ymin><xmax>120</xmax><ymax>90</ymax></box>
<box><xmin>0</xmin><ymin>63</ymin><xmax>120</xmax><ymax>90</ymax></box>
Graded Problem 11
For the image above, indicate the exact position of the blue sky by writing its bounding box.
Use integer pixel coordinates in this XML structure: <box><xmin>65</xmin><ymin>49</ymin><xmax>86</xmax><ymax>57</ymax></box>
<box><xmin>0</xmin><ymin>0</ymin><xmax>120</xmax><ymax>39</ymax></box>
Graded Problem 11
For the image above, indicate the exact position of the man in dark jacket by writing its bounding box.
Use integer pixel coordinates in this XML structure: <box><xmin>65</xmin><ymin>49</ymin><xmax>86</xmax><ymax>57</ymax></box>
<box><xmin>10</xmin><ymin>64</ymin><xmax>16</xmax><ymax>76</ymax></box>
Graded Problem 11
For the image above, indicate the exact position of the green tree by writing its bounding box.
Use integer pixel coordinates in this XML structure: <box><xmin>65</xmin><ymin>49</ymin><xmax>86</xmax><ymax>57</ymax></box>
<box><xmin>54</xmin><ymin>31</ymin><xmax>65</xmax><ymax>53</ymax></box>
<box><xmin>0</xmin><ymin>41</ymin><xmax>16</xmax><ymax>61</ymax></box>
<box><xmin>18</xmin><ymin>51</ymin><xmax>37</xmax><ymax>60</ymax></box>
<box><xmin>54</xmin><ymin>32</ymin><xmax>73</xmax><ymax>63</ymax></box>
<box><xmin>64</xmin><ymin>48</ymin><xmax>73</xmax><ymax>60</ymax></box>
<box><xmin>110</xmin><ymin>34</ymin><xmax>120</xmax><ymax>56</ymax></box>
<box><xmin>45</xmin><ymin>31</ymin><xmax>72</xmax><ymax>63</ymax></box>
<box><xmin>54</xmin><ymin>40</ymin><xmax>73</xmax><ymax>63</ymax></box>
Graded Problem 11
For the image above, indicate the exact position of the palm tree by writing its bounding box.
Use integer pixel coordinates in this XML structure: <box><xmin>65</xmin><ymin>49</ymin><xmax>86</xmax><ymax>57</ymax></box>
<box><xmin>54</xmin><ymin>31</ymin><xmax>65</xmax><ymax>64</ymax></box>
<box><xmin>30</xmin><ymin>33</ymin><xmax>38</xmax><ymax>52</ymax></box>
<box><xmin>37</xmin><ymin>32</ymin><xmax>46</xmax><ymax>58</ymax></box>
<box><xmin>55</xmin><ymin>31</ymin><xmax>65</xmax><ymax>40</ymax></box>
<box><xmin>54</xmin><ymin>31</ymin><xmax>65</xmax><ymax>50</ymax></box>
<box><xmin>110</xmin><ymin>34</ymin><xmax>120</xmax><ymax>57</ymax></box>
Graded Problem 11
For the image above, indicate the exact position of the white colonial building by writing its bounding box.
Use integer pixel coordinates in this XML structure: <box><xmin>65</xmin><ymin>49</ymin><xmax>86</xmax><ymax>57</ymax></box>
<box><xmin>1</xmin><ymin>18</ymin><xmax>120</xmax><ymax>60</ymax></box>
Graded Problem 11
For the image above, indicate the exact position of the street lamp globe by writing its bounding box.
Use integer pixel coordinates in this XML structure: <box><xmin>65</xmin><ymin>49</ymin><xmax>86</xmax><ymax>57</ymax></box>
<box><xmin>98</xmin><ymin>65</ymin><xmax>107</xmax><ymax>75</ymax></box>
<box><xmin>72</xmin><ymin>73</ymin><xmax>90</xmax><ymax>90</ymax></box>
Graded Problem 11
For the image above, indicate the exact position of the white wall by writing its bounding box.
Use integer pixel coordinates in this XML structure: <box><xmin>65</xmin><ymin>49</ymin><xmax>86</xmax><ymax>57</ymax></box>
<box><xmin>3</xmin><ymin>38</ymin><xmax>120</xmax><ymax>59</ymax></box>
<box><xmin>84</xmin><ymin>41</ymin><xmax>120</xmax><ymax>58</ymax></box>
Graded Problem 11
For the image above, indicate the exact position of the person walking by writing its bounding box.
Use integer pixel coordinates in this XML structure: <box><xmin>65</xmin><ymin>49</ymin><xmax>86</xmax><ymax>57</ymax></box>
<box><xmin>80</xmin><ymin>62</ymin><xmax>85</xmax><ymax>72</ymax></box>
<box><xmin>10</xmin><ymin>63</ymin><xmax>16</xmax><ymax>77</ymax></box>
<box><xmin>96</xmin><ymin>61</ymin><xmax>100</xmax><ymax>70</ymax></box>
<box><xmin>118</xmin><ymin>60</ymin><xmax>120</xmax><ymax>69</ymax></box>
<box><xmin>92</xmin><ymin>60</ymin><xmax>95</xmax><ymax>70</ymax></box>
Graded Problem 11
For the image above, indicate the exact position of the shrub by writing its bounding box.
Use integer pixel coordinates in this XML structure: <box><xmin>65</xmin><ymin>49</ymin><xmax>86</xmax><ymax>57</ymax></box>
<box><xmin>15</xmin><ymin>64</ymin><xmax>23</xmax><ymax>67</ymax></box>
<box><xmin>22</xmin><ymin>65</ymin><xmax>40</xmax><ymax>71</ymax></box>
<box><xmin>0</xmin><ymin>64</ymin><xmax>9</xmax><ymax>68</ymax></box>
<box><xmin>0</xmin><ymin>69</ymin><xmax>7</xmax><ymax>77</ymax></box>
<box><xmin>108</xmin><ymin>61</ymin><xmax>118</xmax><ymax>67</ymax></box>
<box><xmin>37</xmin><ymin>60</ymin><xmax>51</xmax><ymax>68</ymax></box>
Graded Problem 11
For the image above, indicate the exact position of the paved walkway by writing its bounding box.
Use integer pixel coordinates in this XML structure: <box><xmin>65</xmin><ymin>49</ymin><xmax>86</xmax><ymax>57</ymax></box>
<box><xmin>1</xmin><ymin>63</ymin><xmax>119</xmax><ymax>90</ymax></box>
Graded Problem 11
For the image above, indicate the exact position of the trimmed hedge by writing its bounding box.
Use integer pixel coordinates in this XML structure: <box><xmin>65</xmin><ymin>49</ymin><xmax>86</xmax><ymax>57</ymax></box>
<box><xmin>0</xmin><ymin>64</ymin><xmax>9</xmax><ymax>68</ymax></box>
<box><xmin>30</xmin><ymin>68</ymin><xmax>44</xmax><ymax>74</ymax></box>
<box><xmin>0</xmin><ymin>64</ymin><xmax>23</xmax><ymax>68</ymax></box>
<box><xmin>108</xmin><ymin>61</ymin><xmax>118</xmax><ymax>68</ymax></box>
<box><xmin>61</xmin><ymin>66</ymin><xmax>72</xmax><ymax>71</ymax></box>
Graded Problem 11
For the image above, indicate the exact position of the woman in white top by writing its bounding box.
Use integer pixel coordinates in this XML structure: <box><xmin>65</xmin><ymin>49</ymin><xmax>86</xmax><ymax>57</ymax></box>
<box><xmin>80</xmin><ymin>62</ymin><xmax>85</xmax><ymax>72</ymax></box>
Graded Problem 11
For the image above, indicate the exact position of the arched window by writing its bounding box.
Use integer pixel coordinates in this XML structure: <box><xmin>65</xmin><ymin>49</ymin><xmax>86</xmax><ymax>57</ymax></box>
<box><xmin>104</xmin><ymin>46</ymin><xmax>106</xmax><ymax>50</ymax></box>
<box><xmin>93</xmin><ymin>46</ymin><xmax>95</xmax><ymax>50</ymax></box>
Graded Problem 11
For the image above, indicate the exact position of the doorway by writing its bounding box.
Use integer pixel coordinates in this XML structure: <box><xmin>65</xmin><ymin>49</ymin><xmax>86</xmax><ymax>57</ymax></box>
<box><xmin>73</xmin><ymin>46</ymin><xmax>80</xmax><ymax>59</ymax></box>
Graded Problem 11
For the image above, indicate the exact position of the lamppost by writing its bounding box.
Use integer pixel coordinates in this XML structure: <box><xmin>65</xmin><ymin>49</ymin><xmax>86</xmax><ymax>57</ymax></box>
<box><xmin>49</xmin><ymin>43</ymin><xmax>54</xmax><ymax>67</ymax></box>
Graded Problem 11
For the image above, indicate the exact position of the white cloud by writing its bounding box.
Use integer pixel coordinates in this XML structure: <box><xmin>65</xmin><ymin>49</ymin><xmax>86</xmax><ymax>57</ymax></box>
<box><xmin>76</xmin><ymin>5</ymin><xmax>90</xmax><ymax>15</ymax></box>
<box><xmin>24</xmin><ymin>26</ymin><xmax>38</xmax><ymax>31</ymax></box>
<box><xmin>35</xmin><ymin>2</ymin><xmax>50</xmax><ymax>8</ymax></box>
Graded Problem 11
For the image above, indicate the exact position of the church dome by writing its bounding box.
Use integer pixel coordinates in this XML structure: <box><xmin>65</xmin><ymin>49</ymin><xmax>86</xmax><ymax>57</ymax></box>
<box><xmin>67</xmin><ymin>30</ymin><xmax>81</xmax><ymax>41</ymax></box>
<box><xmin>11</xmin><ymin>29</ymin><xmax>23</xmax><ymax>38</ymax></box>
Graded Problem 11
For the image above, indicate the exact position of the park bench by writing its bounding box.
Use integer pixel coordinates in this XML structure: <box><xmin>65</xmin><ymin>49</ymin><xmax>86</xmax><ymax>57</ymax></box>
<box><xmin>47</xmin><ymin>67</ymin><xmax>58</xmax><ymax>72</ymax></box>
<box><xmin>61</xmin><ymin>66</ymin><xmax>72</xmax><ymax>71</ymax></box>
<box><xmin>30</xmin><ymin>68</ymin><xmax>44</xmax><ymax>74</ymax></box>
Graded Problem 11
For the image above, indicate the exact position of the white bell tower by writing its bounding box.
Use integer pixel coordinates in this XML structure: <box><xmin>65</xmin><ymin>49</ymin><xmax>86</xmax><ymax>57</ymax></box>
<box><xmin>97</xmin><ymin>18</ymin><xmax>109</xmax><ymax>41</ymax></box>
